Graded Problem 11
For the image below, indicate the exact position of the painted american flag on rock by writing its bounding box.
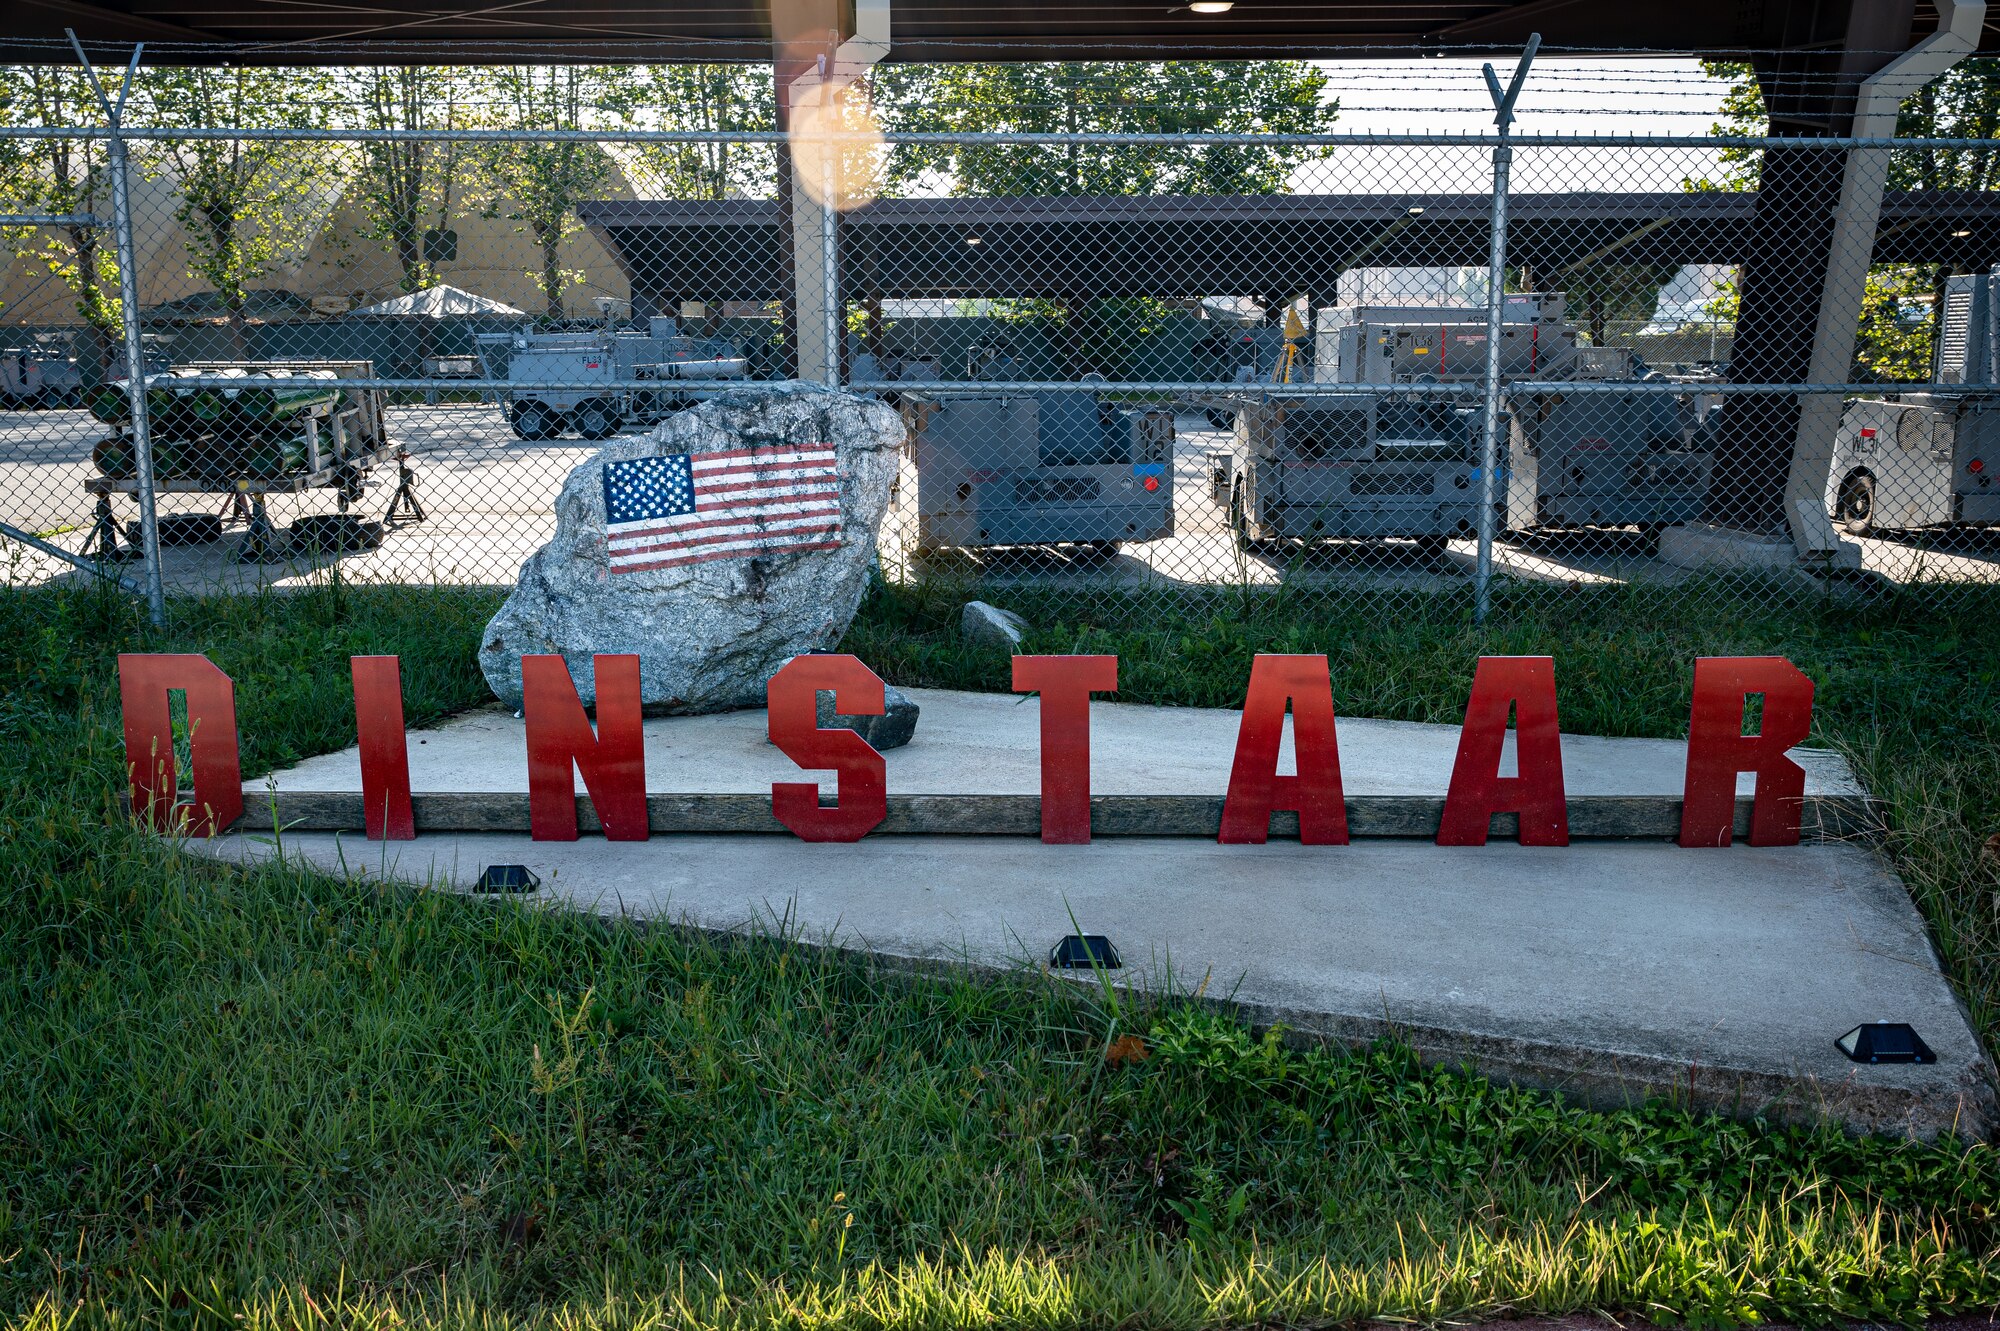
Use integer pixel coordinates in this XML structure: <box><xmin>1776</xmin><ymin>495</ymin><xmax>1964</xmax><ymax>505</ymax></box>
<box><xmin>601</xmin><ymin>445</ymin><xmax>842</xmax><ymax>574</ymax></box>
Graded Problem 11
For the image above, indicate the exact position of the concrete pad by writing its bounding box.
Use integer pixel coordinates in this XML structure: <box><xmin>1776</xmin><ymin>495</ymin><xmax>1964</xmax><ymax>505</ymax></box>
<box><xmin>245</xmin><ymin>688</ymin><xmax>1877</xmax><ymax>840</ymax></box>
<box><xmin>190</xmin><ymin>827</ymin><xmax>1994</xmax><ymax>1138</ymax></box>
<box><xmin>1659</xmin><ymin>522</ymin><xmax>1862</xmax><ymax>571</ymax></box>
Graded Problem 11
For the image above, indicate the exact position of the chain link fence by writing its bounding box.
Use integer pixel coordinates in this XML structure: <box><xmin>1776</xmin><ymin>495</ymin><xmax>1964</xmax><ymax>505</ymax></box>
<box><xmin>3</xmin><ymin>52</ymin><xmax>1997</xmax><ymax>628</ymax></box>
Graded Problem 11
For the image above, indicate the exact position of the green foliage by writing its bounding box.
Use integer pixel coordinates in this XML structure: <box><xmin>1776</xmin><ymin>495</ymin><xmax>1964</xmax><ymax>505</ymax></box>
<box><xmin>344</xmin><ymin>67</ymin><xmax>478</xmax><ymax>294</ymax></box>
<box><xmin>0</xmin><ymin>66</ymin><xmax>122</xmax><ymax>348</ymax></box>
<box><xmin>478</xmin><ymin>67</ymin><xmax>630</xmax><ymax>320</ymax></box>
<box><xmin>626</xmin><ymin>65</ymin><xmax>777</xmax><ymax>200</ymax></box>
<box><xmin>140</xmin><ymin>67</ymin><xmax>333</xmax><ymax>325</ymax></box>
<box><xmin>875</xmin><ymin>61</ymin><xmax>1337</xmax><ymax>198</ymax></box>
<box><xmin>1691</xmin><ymin>59</ymin><xmax>2000</xmax><ymax>378</ymax></box>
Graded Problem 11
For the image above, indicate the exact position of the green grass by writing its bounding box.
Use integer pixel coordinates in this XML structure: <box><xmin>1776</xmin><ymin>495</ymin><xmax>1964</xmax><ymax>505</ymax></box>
<box><xmin>4</xmin><ymin>577</ymin><xmax>2000</xmax><ymax>1330</ymax></box>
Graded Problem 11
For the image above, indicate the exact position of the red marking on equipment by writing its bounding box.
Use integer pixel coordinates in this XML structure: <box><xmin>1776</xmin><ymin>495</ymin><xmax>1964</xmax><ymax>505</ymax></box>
<box><xmin>1860</xmin><ymin>427</ymin><xmax>1876</xmax><ymax>439</ymax></box>
<box><xmin>1143</xmin><ymin>475</ymin><xmax>1160</xmax><ymax>492</ymax></box>
<box><xmin>1972</xmin><ymin>458</ymin><xmax>1985</xmax><ymax>473</ymax></box>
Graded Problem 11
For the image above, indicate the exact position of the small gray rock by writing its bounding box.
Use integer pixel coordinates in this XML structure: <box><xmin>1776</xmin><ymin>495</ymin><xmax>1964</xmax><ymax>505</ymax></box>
<box><xmin>962</xmin><ymin>600</ymin><xmax>1028</xmax><ymax>651</ymax></box>
<box><xmin>817</xmin><ymin>681</ymin><xmax>919</xmax><ymax>751</ymax></box>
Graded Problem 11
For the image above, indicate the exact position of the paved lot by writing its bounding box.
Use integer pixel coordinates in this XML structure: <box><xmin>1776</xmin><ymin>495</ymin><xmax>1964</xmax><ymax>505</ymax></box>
<box><xmin>4</xmin><ymin>402</ymin><xmax>1998</xmax><ymax>595</ymax></box>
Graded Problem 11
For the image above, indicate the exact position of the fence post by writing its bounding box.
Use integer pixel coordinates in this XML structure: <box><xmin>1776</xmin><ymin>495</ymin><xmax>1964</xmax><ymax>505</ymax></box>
<box><xmin>1474</xmin><ymin>34</ymin><xmax>1538</xmax><ymax>626</ymax></box>
<box><xmin>70</xmin><ymin>32</ymin><xmax>163</xmax><ymax>626</ymax></box>
<box><xmin>822</xmin><ymin>145</ymin><xmax>842</xmax><ymax>388</ymax></box>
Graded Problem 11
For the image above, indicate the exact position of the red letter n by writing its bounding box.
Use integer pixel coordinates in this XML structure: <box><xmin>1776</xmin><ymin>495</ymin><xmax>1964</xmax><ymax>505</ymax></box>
<box><xmin>118</xmin><ymin>653</ymin><xmax>243</xmax><ymax>837</ymax></box>
<box><xmin>1219</xmin><ymin>654</ymin><xmax>1347</xmax><ymax>845</ymax></box>
<box><xmin>1680</xmin><ymin>656</ymin><xmax>1815</xmax><ymax>848</ymax></box>
<box><xmin>1013</xmin><ymin>654</ymin><xmax>1118</xmax><ymax>844</ymax></box>
<box><xmin>769</xmin><ymin>654</ymin><xmax>887</xmax><ymax>843</ymax></box>
<box><xmin>1437</xmin><ymin>656</ymin><xmax>1568</xmax><ymax>847</ymax></box>
<box><xmin>522</xmin><ymin>654</ymin><xmax>648</xmax><ymax>842</ymax></box>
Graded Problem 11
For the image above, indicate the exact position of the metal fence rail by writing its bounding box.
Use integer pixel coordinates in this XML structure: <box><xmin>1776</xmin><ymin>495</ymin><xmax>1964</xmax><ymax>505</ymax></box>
<box><xmin>4</xmin><ymin>50</ymin><xmax>1998</xmax><ymax>626</ymax></box>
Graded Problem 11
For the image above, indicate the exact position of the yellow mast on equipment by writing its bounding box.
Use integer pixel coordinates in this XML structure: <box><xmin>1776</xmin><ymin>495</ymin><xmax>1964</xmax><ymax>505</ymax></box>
<box><xmin>1273</xmin><ymin>305</ymin><xmax>1307</xmax><ymax>384</ymax></box>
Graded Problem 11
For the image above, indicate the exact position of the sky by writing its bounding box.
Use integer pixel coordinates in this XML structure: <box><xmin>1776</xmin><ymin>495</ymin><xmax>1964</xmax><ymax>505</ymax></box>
<box><xmin>1300</xmin><ymin>58</ymin><xmax>1737</xmax><ymax>193</ymax></box>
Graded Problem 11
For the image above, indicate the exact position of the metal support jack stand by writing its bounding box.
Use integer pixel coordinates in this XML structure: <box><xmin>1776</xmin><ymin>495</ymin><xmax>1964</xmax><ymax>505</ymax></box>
<box><xmin>85</xmin><ymin>494</ymin><xmax>138</xmax><ymax>563</ymax></box>
<box><xmin>1473</xmin><ymin>32</ymin><xmax>1539</xmax><ymax>625</ymax></box>
<box><xmin>384</xmin><ymin>449</ymin><xmax>425</xmax><ymax>526</ymax></box>
<box><xmin>233</xmin><ymin>493</ymin><xmax>283</xmax><ymax>564</ymax></box>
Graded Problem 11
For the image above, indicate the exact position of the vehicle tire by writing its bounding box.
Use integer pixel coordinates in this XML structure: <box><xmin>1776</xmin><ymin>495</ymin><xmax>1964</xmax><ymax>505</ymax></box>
<box><xmin>511</xmin><ymin>401</ymin><xmax>562</xmax><ymax>441</ymax></box>
<box><xmin>1836</xmin><ymin>471</ymin><xmax>1876</xmax><ymax>535</ymax></box>
<box><xmin>573</xmin><ymin>399</ymin><xmax>621</xmax><ymax>440</ymax></box>
<box><xmin>1073</xmin><ymin>540</ymin><xmax>1120</xmax><ymax>565</ymax></box>
<box><xmin>1206</xmin><ymin>408</ymin><xmax>1235</xmax><ymax>431</ymax></box>
<box><xmin>1229</xmin><ymin>484</ymin><xmax>1254</xmax><ymax>552</ymax></box>
<box><xmin>1414</xmin><ymin>534</ymin><xmax>1450</xmax><ymax>567</ymax></box>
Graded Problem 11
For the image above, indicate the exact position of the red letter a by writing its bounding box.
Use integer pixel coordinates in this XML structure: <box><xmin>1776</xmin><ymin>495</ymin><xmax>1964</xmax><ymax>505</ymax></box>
<box><xmin>119</xmin><ymin>653</ymin><xmax>243</xmax><ymax>837</ymax></box>
<box><xmin>769</xmin><ymin>654</ymin><xmax>887</xmax><ymax>843</ymax></box>
<box><xmin>1680</xmin><ymin>656</ymin><xmax>1814</xmax><ymax>848</ymax></box>
<box><xmin>1437</xmin><ymin>656</ymin><xmax>1567</xmax><ymax>846</ymax></box>
<box><xmin>1218</xmin><ymin>654</ymin><xmax>1347</xmax><ymax>845</ymax></box>
<box><xmin>522</xmin><ymin>654</ymin><xmax>649</xmax><ymax>842</ymax></box>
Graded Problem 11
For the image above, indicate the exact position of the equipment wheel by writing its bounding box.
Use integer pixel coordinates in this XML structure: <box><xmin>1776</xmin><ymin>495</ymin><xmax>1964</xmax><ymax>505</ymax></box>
<box><xmin>1229</xmin><ymin>483</ymin><xmax>1255</xmax><ymax>553</ymax></box>
<box><xmin>1413</xmin><ymin>534</ymin><xmax>1451</xmax><ymax>568</ymax></box>
<box><xmin>573</xmin><ymin>399</ymin><xmax>621</xmax><ymax>440</ymax></box>
<box><xmin>511</xmin><ymin>401</ymin><xmax>563</xmax><ymax>441</ymax></box>
<box><xmin>1073</xmin><ymin>540</ymin><xmax>1120</xmax><ymax>565</ymax></box>
<box><xmin>1206</xmin><ymin>408</ymin><xmax>1235</xmax><ymax>431</ymax></box>
<box><xmin>1836</xmin><ymin>472</ymin><xmax>1876</xmax><ymax>535</ymax></box>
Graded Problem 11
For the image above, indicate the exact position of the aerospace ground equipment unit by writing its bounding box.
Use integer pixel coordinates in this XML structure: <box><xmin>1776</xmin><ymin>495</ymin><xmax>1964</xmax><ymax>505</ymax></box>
<box><xmin>1206</xmin><ymin>296</ymin><xmax>1572</xmax><ymax>559</ymax></box>
<box><xmin>1312</xmin><ymin>293</ymin><xmax>1575</xmax><ymax>386</ymax></box>
<box><xmin>1503</xmin><ymin>347</ymin><xmax>1716</xmax><ymax>534</ymax></box>
<box><xmin>475</xmin><ymin>317</ymin><xmax>750</xmax><ymax>441</ymax></box>
<box><xmin>1212</xmin><ymin>394</ymin><xmax>1489</xmax><ymax>561</ymax></box>
<box><xmin>1825</xmin><ymin>267</ymin><xmax>2000</xmax><ymax>534</ymax></box>
<box><xmin>897</xmin><ymin>388</ymin><xmax>1174</xmax><ymax>557</ymax></box>
<box><xmin>1</xmin><ymin>339</ymin><xmax>83</xmax><ymax>408</ymax></box>
<box><xmin>83</xmin><ymin>359</ymin><xmax>402</xmax><ymax>563</ymax></box>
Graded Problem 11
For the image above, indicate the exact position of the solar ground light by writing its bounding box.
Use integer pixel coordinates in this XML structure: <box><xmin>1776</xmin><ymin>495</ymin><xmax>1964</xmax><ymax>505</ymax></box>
<box><xmin>1836</xmin><ymin>1022</ymin><xmax>1935</xmax><ymax>1064</ymax></box>
<box><xmin>475</xmin><ymin>864</ymin><xmax>541</xmax><ymax>894</ymax></box>
<box><xmin>1051</xmin><ymin>935</ymin><xmax>1122</xmax><ymax>969</ymax></box>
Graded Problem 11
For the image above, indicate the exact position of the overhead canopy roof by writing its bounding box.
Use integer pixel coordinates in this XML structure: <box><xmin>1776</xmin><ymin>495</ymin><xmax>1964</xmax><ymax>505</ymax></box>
<box><xmin>581</xmin><ymin>192</ymin><xmax>2000</xmax><ymax>303</ymax></box>
<box><xmin>13</xmin><ymin>0</ymin><xmax>1999</xmax><ymax>64</ymax></box>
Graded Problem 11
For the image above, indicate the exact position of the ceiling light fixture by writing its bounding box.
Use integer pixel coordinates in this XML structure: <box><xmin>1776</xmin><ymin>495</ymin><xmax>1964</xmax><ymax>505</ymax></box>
<box><xmin>1169</xmin><ymin>0</ymin><xmax>1234</xmax><ymax>12</ymax></box>
<box><xmin>1952</xmin><ymin>229</ymin><xmax>1972</xmax><ymax>238</ymax></box>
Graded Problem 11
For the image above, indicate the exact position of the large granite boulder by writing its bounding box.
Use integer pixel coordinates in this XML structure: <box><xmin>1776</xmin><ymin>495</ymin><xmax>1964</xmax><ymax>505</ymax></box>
<box><xmin>479</xmin><ymin>383</ymin><xmax>905</xmax><ymax>711</ymax></box>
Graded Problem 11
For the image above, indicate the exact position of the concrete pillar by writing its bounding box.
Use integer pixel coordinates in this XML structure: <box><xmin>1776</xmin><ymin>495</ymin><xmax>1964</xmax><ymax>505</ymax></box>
<box><xmin>1706</xmin><ymin>0</ymin><xmax>1933</xmax><ymax>548</ymax></box>
<box><xmin>1782</xmin><ymin>0</ymin><xmax>1987</xmax><ymax>558</ymax></box>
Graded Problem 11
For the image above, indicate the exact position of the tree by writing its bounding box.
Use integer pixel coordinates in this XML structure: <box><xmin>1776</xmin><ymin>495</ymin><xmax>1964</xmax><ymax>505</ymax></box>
<box><xmin>869</xmin><ymin>62</ymin><xmax>1337</xmax><ymax>374</ymax></box>
<box><xmin>874</xmin><ymin>61</ymin><xmax>1335</xmax><ymax>198</ymax></box>
<box><xmin>480</xmin><ymin>66</ymin><xmax>632</xmax><ymax>321</ymax></box>
<box><xmin>1692</xmin><ymin>59</ymin><xmax>2000</xmax><ymax>380</ymax></box>
<box><xmin>1560</xmin><ymin>262</ymin><xmax>1684</xmax><ymax>348</ymax></box>
<box><xmin>0</xmin><ymin>66</ymin><xmax>123</xmax><ymax>374</ymax></box>
<box><xmin>626</xmin><ymin>65</ymin><xmax>775</xmax><ymax>200</ymax></box>
<box><xmin>139</xmin><ymin>66</ymin><xmax>332</xmax><ymax>337</ymax></box>
<box><xmin>342</xmin><ymin>66</ymin><xmax>473</xmax><ymax>294</ymax></box>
